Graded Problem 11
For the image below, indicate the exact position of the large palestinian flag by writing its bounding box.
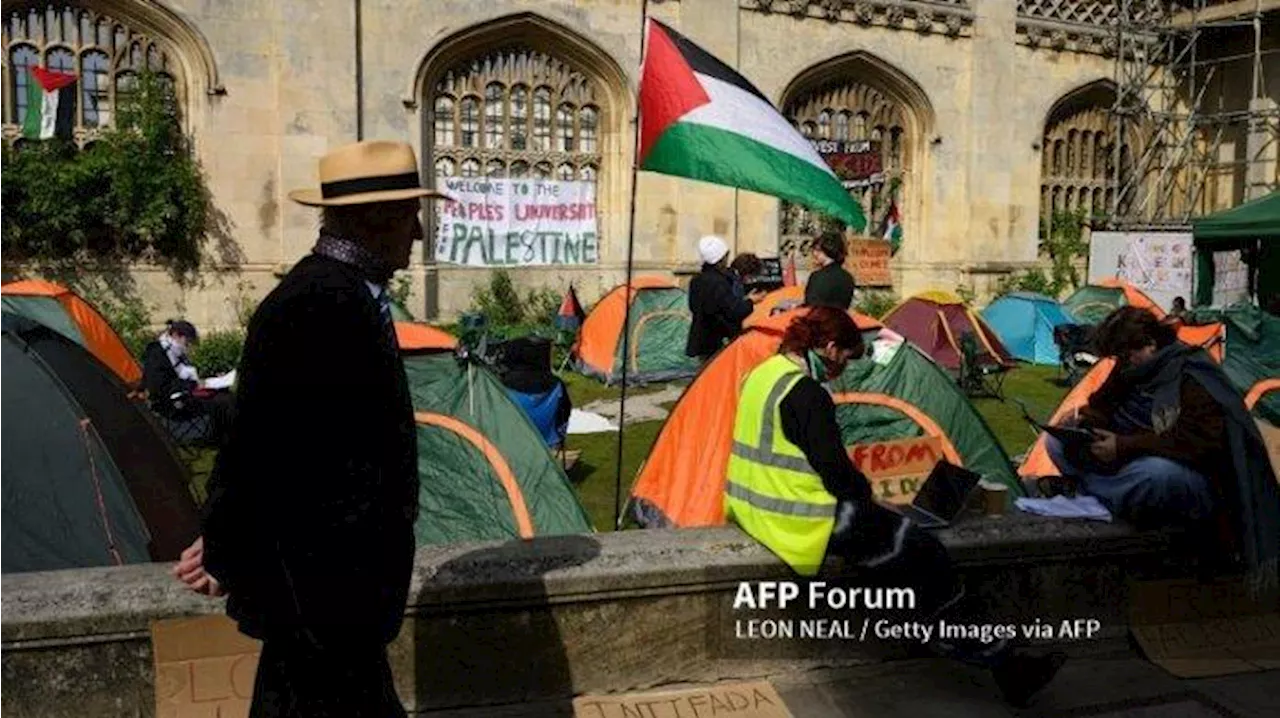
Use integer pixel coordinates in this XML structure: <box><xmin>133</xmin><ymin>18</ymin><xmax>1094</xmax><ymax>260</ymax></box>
<box><xmin>638</xmin><ymin>19</ymin><xmax>866</xmax><ymax>232</ymax></box>
<box><xmin>23</xmin><ymin>67</ymin><xmax>77</xmax><ymax>141</ymax></box>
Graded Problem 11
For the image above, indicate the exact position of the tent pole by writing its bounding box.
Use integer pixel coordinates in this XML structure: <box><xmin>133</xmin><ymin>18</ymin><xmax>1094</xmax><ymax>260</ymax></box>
<box><xmin>614</xmin><ymin>0</ymin><xmax>650</xmax><ymax>530</ymax></box>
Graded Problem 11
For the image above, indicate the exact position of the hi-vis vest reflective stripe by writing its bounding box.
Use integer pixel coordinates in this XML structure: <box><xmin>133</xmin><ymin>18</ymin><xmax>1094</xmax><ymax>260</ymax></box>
<box><xmin>725</xmin><ymin>354</ymin><xmax>836</xmax><ymax>577</ymax></box>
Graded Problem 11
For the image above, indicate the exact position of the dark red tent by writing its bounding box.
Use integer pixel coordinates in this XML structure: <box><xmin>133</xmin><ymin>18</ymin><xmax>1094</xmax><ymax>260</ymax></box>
<box><xmin>882</xmin><ymin>291</ymin><xmax>1013</xmax><ymax>371</ymax></box>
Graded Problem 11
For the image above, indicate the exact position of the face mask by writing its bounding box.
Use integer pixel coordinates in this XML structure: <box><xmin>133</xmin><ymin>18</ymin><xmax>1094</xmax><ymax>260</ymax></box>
<box><xmin>806</xmin><ymin>349</ymin><xmax>833</xmax><ymax>382</ymax></box>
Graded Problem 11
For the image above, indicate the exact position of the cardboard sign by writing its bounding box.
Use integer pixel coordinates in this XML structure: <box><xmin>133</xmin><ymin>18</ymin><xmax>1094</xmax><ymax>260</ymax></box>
<box><xmin>847</xmin><ymin>436</ymin><xmax>945</xmax><ymax>504</ymax></box>
<box><xmin>434</xmin><ymin>177</ymin><xmax>600</xmax><ymax>266</ymax></box>
<box><xmin>573</xmin><ymin>681</ymin><xmax>793</xmax><ymax>718</ymax></box>
<box><xmin>1129</xmin><ymin>577</ymin><xmax>1280</xmax><ymax>678</ymax></box>
<box><xmin>152</xmin><ymin>614</ymin><xmax>262</xmax><ymax>718</ymax></box>
<box><xmin>845</xmin><ymin>239</ymin><xmax>892</xmax><ymax>286</ymax></box>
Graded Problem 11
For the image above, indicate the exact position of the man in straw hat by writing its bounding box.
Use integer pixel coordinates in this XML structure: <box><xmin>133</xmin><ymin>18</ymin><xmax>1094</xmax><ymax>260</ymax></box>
<box><xmin>174</xmin><ymin>141</ymin><xmax>448</xmax><ymax>717</ymax></box>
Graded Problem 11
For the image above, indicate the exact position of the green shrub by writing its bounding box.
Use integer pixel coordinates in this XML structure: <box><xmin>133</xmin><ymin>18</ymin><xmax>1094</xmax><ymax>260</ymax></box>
<box><xmin>190</xmin><ymin>329</ymin><xmax>245</xmax><ymax>376</ymax></box>
<box><xmin>854</xmin><ymin>290</ymin><xmax>897</xmax><ymax>319</ymax></box>
<box><xmin>471</xmin><ymin>270</ymin><xmax>525</xmax><ymax>326</ymax></box>
<box><xmin>389</xmin><ymin>272</ymin><xmax>412</xmax><ymax>310</ymax></box>
<box><xmin>523</xmin><ymin>286</ymin><xmax>562</xmax><ymax>325</ymax></box>
<box><xmin>995</xmin><ymin>268</ymin><xmax>1054</xmax><ymax>297</ymax></box>
<box><xmin>2</xmin><ymin>70</ymin><xmax>214</xmax><ymax>284</ymax></box>
<box><xmin>470</xmin><ymin>270</ymin><xmax>562</xmax><ymax>328</ymax></box>
<box><xmin>78</xmin><ymin>286</ymin><xmax>156</xmax><ymax>358</ymax></box>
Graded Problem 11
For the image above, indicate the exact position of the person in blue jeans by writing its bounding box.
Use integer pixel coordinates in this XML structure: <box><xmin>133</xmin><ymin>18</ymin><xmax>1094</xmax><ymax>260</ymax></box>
<box><xmin>1047</xmin><ymin>307</ymin><xmax>1280</xmax><ymax>584</ymax></box>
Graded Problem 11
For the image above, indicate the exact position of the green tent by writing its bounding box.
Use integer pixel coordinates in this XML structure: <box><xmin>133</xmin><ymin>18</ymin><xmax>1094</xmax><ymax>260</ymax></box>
<box><xmin>574</xmin><ymin>277</ymin><xmax>700</xmax><ymax>385</ymax></box>
<box><xmin>2</xmin><ymin>312</ymin><xmax>200</xmax><ymax>573</ymax></box>
<box><xmin>829</xmin><ymin>338</ymin><xmax>1020</xmax><ymax>494</ymax></box>
<box><xmin>403</xmin><ymin>346</ymin><xmax>593</xmax><ymax>543</ymax></box>
<box><xmin>1186</xmin><ymin>303</ymin><xmax>1280</xmax><ymax>426</ymax></box>
<box><xmin>1191</xmin><ymin>191</ymin><xmax>1280</xmax><ymax>308</ymax></box>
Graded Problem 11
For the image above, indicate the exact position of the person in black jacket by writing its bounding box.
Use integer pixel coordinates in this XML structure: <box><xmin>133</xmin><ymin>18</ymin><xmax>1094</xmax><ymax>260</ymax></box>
<box><xmin>685</xmin><ymin>235</ymin><xmax>765</xmax><ymax>362</ymax></box>
<box><xmin>141</xmin><ymin>319</ymin><xmax>234</xmax><ymax>445</ymax></box>
<box><xmin>803</xmin><ymin>230</ymin><xmax>857</xmax><ymax>309</ymax></box>
<box><xmin>173</xmin><ymin>141</ymin><xmax>447</xmax><ymax>717</ymax></box>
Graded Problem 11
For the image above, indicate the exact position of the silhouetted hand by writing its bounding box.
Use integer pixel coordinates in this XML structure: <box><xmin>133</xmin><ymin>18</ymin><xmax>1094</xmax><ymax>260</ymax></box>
<box><xmin>748</xmin><ymin>289</ymin><xmax>768</xmax><ymax>304</ymax></box>
<box><xmin>172</xmin><ymin>536</ymin><xmax>226</xmax><ymax>597</ymax></box>
<box><xmin>1089</xmin><ymin>429</ymin><xmax>1118</xmax><ymax>464</ymax></box>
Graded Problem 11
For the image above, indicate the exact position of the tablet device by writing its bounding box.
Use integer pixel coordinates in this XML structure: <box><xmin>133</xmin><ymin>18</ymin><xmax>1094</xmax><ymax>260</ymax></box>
<box><xmin>1012</xmin><ymin>398</ymin><xmax>1098</xmax><ymax>445</ymax></box>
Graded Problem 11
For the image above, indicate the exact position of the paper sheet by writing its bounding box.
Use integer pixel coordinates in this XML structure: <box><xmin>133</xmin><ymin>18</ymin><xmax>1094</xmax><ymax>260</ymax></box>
<box><xmin>202</xmin><ymin>369</ymin><xmax>236</xmax><ymax>390</ymax></box>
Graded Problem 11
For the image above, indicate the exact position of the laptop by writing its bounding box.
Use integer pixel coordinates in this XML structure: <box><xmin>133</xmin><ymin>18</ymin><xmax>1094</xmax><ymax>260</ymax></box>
<box><xmin>881</xmin><ymin>460</ymin><xmax>981</xmax><ymax>528</ymax></box>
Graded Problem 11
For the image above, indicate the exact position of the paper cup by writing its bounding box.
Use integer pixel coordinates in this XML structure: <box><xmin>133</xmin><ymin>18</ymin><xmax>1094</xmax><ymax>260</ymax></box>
<box><xmin>979</xmin><ymin>479</ymin><xmax>1008</xmax><ymax>516</ymax></box>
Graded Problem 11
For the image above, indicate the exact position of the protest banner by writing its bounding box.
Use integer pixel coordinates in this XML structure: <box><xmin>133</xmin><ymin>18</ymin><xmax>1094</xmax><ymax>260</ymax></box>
<box><xmin>434</xmin><ymin>177</ymin><xmax>600</xmax><ymax>267</ymax></box>
<box><xmin>847</xmin><ymin>435</ymin><xmax>945</xmax><ymax>504</ymax></box>
<box><xmin>845</xmin><ymin>239</ymin><xmax>892</xmax><ymax>286</ymax></box>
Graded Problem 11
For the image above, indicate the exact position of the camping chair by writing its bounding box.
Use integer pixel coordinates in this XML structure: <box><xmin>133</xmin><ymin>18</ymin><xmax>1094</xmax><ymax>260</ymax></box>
<box><xmin>1053</xmin><ymin>323</ymin><xmax>1096</xmax><ymax>386</ymax></box>
<box><xmin>134</xmin><ymin>389</ymin><xmax>220</xmax><ymax>501</ymax></box>
<box><xmin>957</xmin><ymin>331</ymin><xmax>1009</xmax><ymax>400</ymax></box>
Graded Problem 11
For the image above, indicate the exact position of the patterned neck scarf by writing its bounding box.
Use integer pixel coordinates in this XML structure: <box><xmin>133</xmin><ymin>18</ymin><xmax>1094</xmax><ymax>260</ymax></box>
<box><xmin>312</xmin><ymin>233</ymin><xmax>394</xmax><ymax>285</ymax></box>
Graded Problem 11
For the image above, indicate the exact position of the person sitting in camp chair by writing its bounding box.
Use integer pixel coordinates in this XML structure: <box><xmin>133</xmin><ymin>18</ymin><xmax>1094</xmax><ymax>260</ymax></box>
<box><xmin>1046</xmin><ymin>307</ymin><xmax>1280</xmax><ymax>582</ymax></box>
<box><xmin>141</xmin><ymin>320</ymin><xmax>235</xmax><ymax>447</ymax></box>
<box><xmin>1053</xmin><ymin>323</ymin><xmax>1096</xmax><ymax>386</ymax></box>
<box><xmin>500</xmin><ymin>336</ymin><xmax>572</xmax><ymax>452</ymax></box>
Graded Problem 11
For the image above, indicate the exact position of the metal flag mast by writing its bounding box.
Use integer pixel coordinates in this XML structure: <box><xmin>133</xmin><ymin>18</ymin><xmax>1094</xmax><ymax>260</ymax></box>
<box><xmin>613</xmin><ymin>0</ymin><xmax>651</xmax><ymax>529</ymax></box>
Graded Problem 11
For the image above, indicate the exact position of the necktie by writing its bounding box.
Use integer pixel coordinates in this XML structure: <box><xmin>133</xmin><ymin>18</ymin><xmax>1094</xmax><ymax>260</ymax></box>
<box><xmin>376</xmin><ymin>288</ymin><xmax>396</xmax><ymax>344</ymax></box>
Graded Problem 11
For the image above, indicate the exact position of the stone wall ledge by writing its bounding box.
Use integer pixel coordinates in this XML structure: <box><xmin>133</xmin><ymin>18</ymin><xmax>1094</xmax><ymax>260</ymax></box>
<box><xmin>3</xmin><ymin>517</ymin><xmax>1182</xmax><ymax>646</ymax></box>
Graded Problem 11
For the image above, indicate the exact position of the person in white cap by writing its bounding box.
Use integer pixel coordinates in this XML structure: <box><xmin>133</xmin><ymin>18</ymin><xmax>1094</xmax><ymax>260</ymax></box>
<box><xmin>685</xmin><ymin>235</ymin><xmax>766</xmax><ymax>362</ymax></box>
<box><xmin>174</xmin><ymin>140</ymin><xmax>449</xmax><ymax>718</ymax></box>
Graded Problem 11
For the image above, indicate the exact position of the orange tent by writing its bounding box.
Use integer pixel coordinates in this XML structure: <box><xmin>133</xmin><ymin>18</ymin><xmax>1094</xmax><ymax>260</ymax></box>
<box><xmin>629</xmin><ymin>307</ymin><xmax>885</xmax><ymax>528</ymax></box>
<box><xmin>395</xmin><ymin>322</ymin><xmax>458</xmax><ymax>351</ymax></box>
<box><xmin>745</xmin><ymin>285</ymin><xmax>804</xmax><ymax>325</ymax></box>
<box><xmin>1018</xmin><ymin>322</ymin><xmax>1226</xmax><ymax>478</ymax></box>
<box><xmin>1</xmin><ymin>279</ymin><xmax>142</xmax><ymax>386</ymax></box>
<box><xmin>1097</xmin><ymin>277</ymin><xmax>1164</xmax><ymax>317</ymax></box>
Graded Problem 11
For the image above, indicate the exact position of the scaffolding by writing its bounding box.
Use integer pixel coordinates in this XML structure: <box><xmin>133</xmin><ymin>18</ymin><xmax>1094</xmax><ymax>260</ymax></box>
<box><xmin>1108</xmin><ymin>0</ymin><xmax>1280</xmax><ymax>228</ymax></box>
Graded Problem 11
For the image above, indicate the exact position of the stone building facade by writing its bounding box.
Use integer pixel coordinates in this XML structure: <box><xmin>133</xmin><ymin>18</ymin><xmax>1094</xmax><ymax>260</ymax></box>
<box><xmin>2</xmin><ymin>0</ymin><xmax>1275</xmax><ymax>326</ymax></box>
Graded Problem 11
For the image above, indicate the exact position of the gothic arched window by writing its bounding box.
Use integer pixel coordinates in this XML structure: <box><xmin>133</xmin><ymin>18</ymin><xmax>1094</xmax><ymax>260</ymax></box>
<box><xmin>780</xmin><ymin>74</ymin><xmax>916</xmax><ymax>261</ymax></box>
<box><xmin>429</xmin><ymin>48</ymin><xmax>604</xmax><ymax>185</ymax></box>
<box><xmin>1041</xmin><ymin>83</ymin><xmax>1128</xmax><ymax>233</ymax></box>
<box><xmin>3</xmin><ymin>3</ymin><xmax>182</xmax><ymax>146</ymax></box>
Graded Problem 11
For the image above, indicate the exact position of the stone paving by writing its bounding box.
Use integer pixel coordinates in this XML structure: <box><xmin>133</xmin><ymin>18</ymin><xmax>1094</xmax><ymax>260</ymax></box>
<box><xmin>423</xmin><ymin>641</ymin><xmax>1279</xmax><ymax>717</ymax></box>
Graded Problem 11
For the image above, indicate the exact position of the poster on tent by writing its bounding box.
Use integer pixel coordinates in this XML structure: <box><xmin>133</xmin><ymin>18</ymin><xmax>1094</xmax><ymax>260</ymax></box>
<box><xmin>434</xmin><ymin>177</ymin><xmax>600</xmax><ymax>267</ymax></box>
<box><xmin>1211</xmin><ymin>250</ymin><xmax>1251</xmax><ymax>307</ymax></box>
<box><xmin>1089</xmin><ymin>231</ymin><xmax>1194</xmax><ymax>312</ymax></box>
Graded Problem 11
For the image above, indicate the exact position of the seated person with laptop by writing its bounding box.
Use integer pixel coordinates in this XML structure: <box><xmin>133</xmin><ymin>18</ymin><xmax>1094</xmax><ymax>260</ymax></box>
<box><xmin>723</xmin><ymin>306</ymin><xmax>1063</xmax><ymax>707</ymax></box>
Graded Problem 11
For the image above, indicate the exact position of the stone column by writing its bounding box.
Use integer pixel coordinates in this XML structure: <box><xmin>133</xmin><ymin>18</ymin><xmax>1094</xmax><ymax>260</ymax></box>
<box><xmin>670</xmin><ymin>0</ymin><xmax>742</xmax><ymax>261</ymax></box>
<box><xmin>1245</xmin><ymin>97</ymin><xmax>1278</xmax><ymax>201</ymax></box>
<box><xmin>963</xmin><ymin>0</ymin><xmax>1037</xmax><ymax>266</ymax></box>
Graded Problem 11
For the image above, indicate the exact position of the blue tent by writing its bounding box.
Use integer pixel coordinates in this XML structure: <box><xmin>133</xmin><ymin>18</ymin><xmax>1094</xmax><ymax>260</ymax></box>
<box><xmin>981</xmin><ymin>292</ymin><xmax>1074</xmax><ymax>365</ymax></box>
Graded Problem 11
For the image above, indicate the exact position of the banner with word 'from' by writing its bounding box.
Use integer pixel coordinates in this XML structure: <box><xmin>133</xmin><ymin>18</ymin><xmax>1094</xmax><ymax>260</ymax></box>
<box><xmin>435</xmin><ymin>177</ymin><xmax>600</xmax><ymax>267</ymax></box>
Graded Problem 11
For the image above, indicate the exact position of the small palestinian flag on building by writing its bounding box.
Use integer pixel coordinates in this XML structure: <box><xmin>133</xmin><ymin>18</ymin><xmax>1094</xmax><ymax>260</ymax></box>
<box><xmin>879</xmin><ymin>199</ymin><xmax>903</xmax><ymax>254</ymax></box>
<box><xmin>638</xmin><ymin>19</ymin><xmax>866</xmax><ymax>233</ymax></box>
<box><xmin>23</xmin><ymin>67</ymin><xmax>77</xmax><ymax>141</ymax></box>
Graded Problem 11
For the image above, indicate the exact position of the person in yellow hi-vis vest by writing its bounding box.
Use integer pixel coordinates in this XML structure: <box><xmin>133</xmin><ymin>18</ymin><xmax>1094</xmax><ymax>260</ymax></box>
<box><xmin>725</xmin><ymin>306</ymin><xmax>1064</xmax><ymax>708</ymax></box>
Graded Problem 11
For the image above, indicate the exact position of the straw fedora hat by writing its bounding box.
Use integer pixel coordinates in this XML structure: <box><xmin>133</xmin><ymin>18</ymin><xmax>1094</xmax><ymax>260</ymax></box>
<box><xmin>288</xmin><ymin>140</ymin><xmax>450</xmax><ymax>206</ymax></box>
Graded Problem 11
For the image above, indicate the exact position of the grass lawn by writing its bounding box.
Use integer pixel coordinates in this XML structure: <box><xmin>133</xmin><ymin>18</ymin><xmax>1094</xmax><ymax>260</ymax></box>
<box><xmin>181</xmin><ymin>365</ymin><xmax>1071</xmax><ymax>536</ymax></box>
<box><xmin>970</xmin><ymin>364</ymin><xmax>1072</xmax><ymax>460</ymax></box>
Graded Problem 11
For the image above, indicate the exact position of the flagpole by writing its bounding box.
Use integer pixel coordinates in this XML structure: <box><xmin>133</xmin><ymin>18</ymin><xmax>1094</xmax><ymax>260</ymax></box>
<box><xmin>614</xmin><ymin>0</ymin><xmax>650</xmax><ymax>531</ymax></box>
